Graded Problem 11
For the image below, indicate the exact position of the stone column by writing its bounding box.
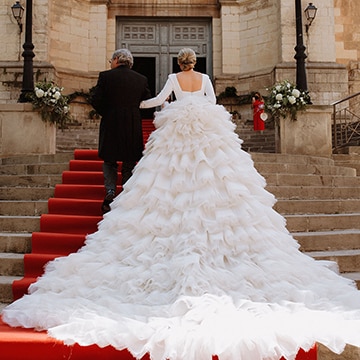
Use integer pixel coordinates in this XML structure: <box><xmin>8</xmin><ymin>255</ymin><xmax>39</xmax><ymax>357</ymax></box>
<box><xmin>275</xmin><ymin>105</ymin><xmax>333</xmax><ymax>157</ymax></box>
<box><xmin>0</xmin><ymin>103</ymin><xmax>56</xmax><ymax>156</ymax></box>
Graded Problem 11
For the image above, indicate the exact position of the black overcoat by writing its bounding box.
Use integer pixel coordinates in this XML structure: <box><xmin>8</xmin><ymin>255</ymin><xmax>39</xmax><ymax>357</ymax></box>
<box><xmin>91</xmin><ymin>65</ymin><xmax>151</xmax><ymax>162</ymax></box>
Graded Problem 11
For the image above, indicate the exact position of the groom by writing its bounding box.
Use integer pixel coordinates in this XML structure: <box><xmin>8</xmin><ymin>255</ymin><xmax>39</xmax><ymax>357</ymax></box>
<box><xmin>91</xmin><ymin>49</ymin><xmax>152</xmax><ymax>214</ymax></box>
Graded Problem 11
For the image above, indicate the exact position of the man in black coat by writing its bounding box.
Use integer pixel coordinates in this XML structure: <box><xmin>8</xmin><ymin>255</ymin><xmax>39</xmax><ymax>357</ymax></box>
<box><xmin>91</xmin><ymin>48</ymin><xmax>152</xmax><ymax>214</ymax></box>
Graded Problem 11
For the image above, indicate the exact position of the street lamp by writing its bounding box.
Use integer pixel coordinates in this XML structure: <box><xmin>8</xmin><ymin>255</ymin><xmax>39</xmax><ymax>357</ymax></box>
<box><xmin>304</xmin><ymin>3</ymin><xmax>318</xmax><ymax>33</ymax></box>
<box><xmin>294</xmin><ymin>0</ymin><xmax>307</xmax><ymax>93</ymax></box>
<box><xmin>18</xmin><ymin>0</ymin><xmax>35</xmax><ymax>103</ymax></box>
<box><xmin>11</xmin><ymin>1</ymin><xmax>24</xmax><ymax>33</ymax></box>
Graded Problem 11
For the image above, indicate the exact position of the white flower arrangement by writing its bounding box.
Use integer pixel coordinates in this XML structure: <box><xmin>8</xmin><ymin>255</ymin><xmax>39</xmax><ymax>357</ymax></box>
<box><xmin>265</xmin><ymin>80</ymin><xmax>310</xmax><ymax>120</ymax></box>
<box><xmin>27</xmin><ymin>81</ymin><xmax>72</xmax><ymax>128</ymax></box>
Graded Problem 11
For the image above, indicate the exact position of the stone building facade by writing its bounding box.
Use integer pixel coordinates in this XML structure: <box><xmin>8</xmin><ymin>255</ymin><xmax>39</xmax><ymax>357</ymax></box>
<box><xmin>0</xmin><ymin>0</ymin><xmax>359</xmax><ymax>113</ymax></box>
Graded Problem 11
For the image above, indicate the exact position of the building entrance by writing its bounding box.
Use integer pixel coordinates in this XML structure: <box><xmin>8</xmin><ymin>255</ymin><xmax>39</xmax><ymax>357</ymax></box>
<box><xmin>116</xmin><ymin>17</ymin><xmax>212</xmax><ymax>100</ymax></box>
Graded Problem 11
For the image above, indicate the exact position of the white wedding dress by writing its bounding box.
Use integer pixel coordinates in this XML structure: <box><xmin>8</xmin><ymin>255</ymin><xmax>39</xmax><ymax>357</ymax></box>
<box><xmin>3</xmin><ymin>74</ymin><xmax>360</xmax><ymax>360</ymax></box>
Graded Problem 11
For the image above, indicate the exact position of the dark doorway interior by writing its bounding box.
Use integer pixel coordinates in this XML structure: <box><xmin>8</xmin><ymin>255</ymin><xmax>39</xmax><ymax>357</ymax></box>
<box><xmin>132</xmin><ymin>56</ymin><xmax>207</xmax><ymax>117</ymax></box>
<box><xmin>133</xmin><ymin>57</ymin><xmax>156</xmax><ymax>119</ymax></box>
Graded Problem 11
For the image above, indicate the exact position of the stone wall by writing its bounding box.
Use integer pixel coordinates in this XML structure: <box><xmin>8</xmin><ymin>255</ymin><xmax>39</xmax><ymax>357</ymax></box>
<box><xmin>0</xmin><ymin>61</ymin><xmax>56</xmax><ymax>104</ymax></box>
<box><xmin>334</xmin><ymin>0</ymin><xmax>360</xmax><ymax>65</ymax></box>
<box><xmin>0</xmin><ymin>0</ymin><xmax>360</xmax><ymax>106</ymax></box>
<box><xmin>0</xmin><ymin>103</ymin><xmax>56</xmax><ymax>156</ymax></box>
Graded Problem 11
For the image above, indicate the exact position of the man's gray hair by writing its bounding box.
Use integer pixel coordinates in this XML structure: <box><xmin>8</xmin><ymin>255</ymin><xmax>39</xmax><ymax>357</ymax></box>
<box><xmin>112</xmin><ymin>48</ymin><xmax>134</xmax><ymax>68</ymax></box>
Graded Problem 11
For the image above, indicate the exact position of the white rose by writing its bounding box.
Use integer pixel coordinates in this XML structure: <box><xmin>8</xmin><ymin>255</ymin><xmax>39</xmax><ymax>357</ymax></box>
<box><xmin>35</xmin><ymin>88</ymin><xmax>45</xmax><ymax>98</ymax></box>
<box><xmin>292</xmin><ymin>88</ymin><xmax>300</xmax><ymax>98</ymax></box>
<box><xmin>275</xmin><ymin>85</ymin><xmax>282</xmax><ymax>92</ymax></box>
<box><xmin>288</xmin><ymin>95</ymin><xmax>296</xmax><ymax>104</ymax></box>
<box><xmin>63</xmin><ymin>106</ymin><xmax>69</xmax><ymax>113</ymax></box>
<box><xmin>274</xmin><ymin>103</ymin><xmax>281</xmax><ymax>109</ymax></box>
<box><xmin>275</xmin><ymin>93</ymin><xmax>283</xmax><ymax>101</ymax></box>
<box><xmin>53</xmin><ymin>91</ymin><xmax>61</xmax><ymax>100</ymax></box>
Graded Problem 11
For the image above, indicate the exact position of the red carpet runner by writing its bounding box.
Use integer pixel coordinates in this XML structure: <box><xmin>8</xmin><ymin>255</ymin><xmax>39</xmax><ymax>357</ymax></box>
<box><xmin>0</xmin><ymin>120</ymin><xmax>317</xmax><ymax>359</ymax></box>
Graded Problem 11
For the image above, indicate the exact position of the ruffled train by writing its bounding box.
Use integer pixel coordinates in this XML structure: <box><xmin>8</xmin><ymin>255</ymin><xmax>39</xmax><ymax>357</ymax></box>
<box><xmin>2</xmin><ymin>97</ymin><xmax>360</xmax><ymax>360</ymax></box>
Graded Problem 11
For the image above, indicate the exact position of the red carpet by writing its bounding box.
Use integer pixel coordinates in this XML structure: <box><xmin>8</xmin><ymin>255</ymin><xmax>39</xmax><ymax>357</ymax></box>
<box><xmin>0</xmin><ymin>119</ymin><xmax>317</xmax><ymax>359</ymax></box>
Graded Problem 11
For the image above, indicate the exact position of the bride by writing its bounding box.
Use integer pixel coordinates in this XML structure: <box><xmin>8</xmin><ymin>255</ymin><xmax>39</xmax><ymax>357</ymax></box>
<box><xmin>2</xmin><ymin>48</ymin><xmax>360</xmax><ymax>360</ymax></box>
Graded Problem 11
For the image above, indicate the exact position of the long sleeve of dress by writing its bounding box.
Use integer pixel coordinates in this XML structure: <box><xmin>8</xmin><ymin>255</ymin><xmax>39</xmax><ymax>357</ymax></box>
<box><xmin>203</xmin><ymin>76</ymin><xmax>216</xmax><ymax>104</ymax></box>
<box><xmin>140</xmin><ymin>78</ymin><xmax>174</xmax><ymax>109</ymax></box>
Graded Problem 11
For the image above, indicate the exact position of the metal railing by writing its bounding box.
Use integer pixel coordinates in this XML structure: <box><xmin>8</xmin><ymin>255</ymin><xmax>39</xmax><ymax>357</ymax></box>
<box><xmin>331</xmin><ymin>92</ymin><xmax>360</xmax><ymax>152</ymax></box>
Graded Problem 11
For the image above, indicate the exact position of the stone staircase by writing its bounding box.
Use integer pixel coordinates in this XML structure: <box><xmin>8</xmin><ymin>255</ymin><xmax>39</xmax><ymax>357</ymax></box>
<box><xmin>1</xmin><ymin>128</ymin><xmax>360</xmax><ymax>359</ymax></box>
<box><xmin>1</xmin><ymin>151</ymin><xmax>359</xmax><ymax>299</ymax></box>
<box><xmin>55</xmin><ymin>117</ymin><xmax>277</xmax><ymax>153</ymax></box>
<box><xmin>235</xmin><ymin>118</ymin><xmax>276</xmax><ymax>153</ymax></box>
<box><xmin>0</xmin><ymin>152</ymin><xmax>73</xmax><ymax>308</ymax></box>
<box><xmin>332</xmin><ymin>146</ymin><xmax>360</xmax><ymax>176</ymax></box>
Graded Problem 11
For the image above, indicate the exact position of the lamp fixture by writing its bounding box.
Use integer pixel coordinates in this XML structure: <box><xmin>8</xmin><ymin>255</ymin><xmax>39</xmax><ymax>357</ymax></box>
<box><xmin>11</xmin><ymin>1</ymin><xmax>24</xmax><ymax>33</ymax></box>
<box><xmin>304</xmin><ymin>2</ymin><xmax>317</xmax><ymax>33</ymax></box>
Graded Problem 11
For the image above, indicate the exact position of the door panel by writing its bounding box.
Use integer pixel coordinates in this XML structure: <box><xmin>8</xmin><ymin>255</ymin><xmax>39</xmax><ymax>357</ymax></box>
<box><xmin>117</xmin><ymin>17</ymin><xmax>212</xmax><ymax>96</ymax></box>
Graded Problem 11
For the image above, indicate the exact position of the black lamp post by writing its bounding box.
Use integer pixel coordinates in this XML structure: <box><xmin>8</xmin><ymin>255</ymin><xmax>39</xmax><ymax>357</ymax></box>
<box><xmin>294</xmin><ymin>0</ymin><xmax>307</xmax><ymax>93</ymax></box>
<box><xmin>18</xmin><ymin>0</ymin><xmax>35</xmax><ymax>103</ymax></box>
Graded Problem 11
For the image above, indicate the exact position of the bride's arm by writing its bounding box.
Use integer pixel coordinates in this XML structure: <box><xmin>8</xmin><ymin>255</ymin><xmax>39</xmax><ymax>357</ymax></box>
<box><xmin>140</xmin><ymin>77</ymin><xmax>174</xmax><ymax>109</ymax></box>
<box><xmin>204</xmin><ymin>75</ymin><xmax>216</xmax><ymax>104</ymax></box>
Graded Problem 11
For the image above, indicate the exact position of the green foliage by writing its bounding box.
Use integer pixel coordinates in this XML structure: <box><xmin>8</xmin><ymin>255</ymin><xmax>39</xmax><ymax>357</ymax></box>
<box><xmin>26</xmin><ymin>81</ymin><xmax>72</xmax><ymax>129</ymax></box>
<box><xmin>217</xmin><ymin>86</ymin><xmax>252</xmax><ymax>105</ymax></box>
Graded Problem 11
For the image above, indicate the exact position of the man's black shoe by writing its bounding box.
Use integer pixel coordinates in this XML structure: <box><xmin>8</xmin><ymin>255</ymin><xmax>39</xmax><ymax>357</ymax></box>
<box><xmin>101</xmin><ymin>190</ymin><xmax>115</xmax><ymax>214</ymax></box>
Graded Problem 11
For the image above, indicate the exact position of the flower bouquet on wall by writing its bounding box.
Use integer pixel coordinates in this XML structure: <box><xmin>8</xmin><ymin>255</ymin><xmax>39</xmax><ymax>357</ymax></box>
<box><xmin>27</xmin><ymin>81</ymin><xmax>72</xmax><ymax>129</ymax></box>
<box><xmin>265</xmin><ymin>80</ymin><xmax>311</xmax><ymax>121</ymax></box>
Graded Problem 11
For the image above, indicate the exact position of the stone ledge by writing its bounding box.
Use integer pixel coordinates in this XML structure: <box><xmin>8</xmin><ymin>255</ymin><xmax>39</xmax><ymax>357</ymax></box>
<box><xmin>0</xmin><ymin>104</ymin><xmax>56</xmax><ymax>156</ymax></box>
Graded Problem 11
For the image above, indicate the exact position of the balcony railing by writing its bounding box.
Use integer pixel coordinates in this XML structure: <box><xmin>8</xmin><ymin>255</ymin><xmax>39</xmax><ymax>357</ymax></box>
<box><xmin>331</xmin><ymin>92</ymin><xmax>360</xmax><ymax>152</ymax></box>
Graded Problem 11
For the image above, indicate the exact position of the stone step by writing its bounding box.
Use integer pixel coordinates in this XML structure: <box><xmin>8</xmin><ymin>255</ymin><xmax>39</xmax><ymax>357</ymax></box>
<box><xmin>0</xmin><ymin>163</ymin><xmax>69</xmax><ymax>175</ymax></box>
<box><xmin>2</xmin><ymin>198</ymin><xmax>358</xmax><ymax>217</ymax></box>
<box><xmin>2</xmin><ymin>149</ymin><xmax>354</xmax><ymax>176</ymax></box>
<box><xmin>0</xmin><ymin>233</ymin><xmax>31</xmax><ymax>253</ymax></box>
<box><xmin>342</xmin><ymin>271</ymin><xmax>360</xmax><ymax>285</ymax></box>
<box><xmin>0</xmin><ymin>187</ymin><xmax>54</xmax><ymax>200</ymax></box>
<box><xmin>318</xmin><ymin>341</ymin><xmax>360</xmax><ymax>360</ymax></box>
<box><xmin>0</xmin><ymin>253</ymin><xmax>24</xmax><ymax>277</ymax></box>
<box><xmin>252</xmin><ymin>153</ymin><xmax>335</xmax><ymax>165</ymax></box>
<box><xmin>256</xmin><ymin>162</ymin><xmax>356</xmax><ymax>176</ymax></box>
<box><xmin>1</xmin><ymin>199</ymin><xmax>359</xmax><ymax>237</ymax></box>
<box><xmin>0</xmin><ymin>174</ymin><xmax>62</xmax><ymax>187</ymax></box>
<box><xmin>264</xmin><ymin>173</ymin><xmax>360</xmax><ymax>187</ymax></box>
<box><xmin>305</xmin><ymin>249</ymin><xmax>360</xmax><ymax>273</ymax></box>
<box><xmin>0</xmin><ymin>276</ymin><xmax>22</xmax><ymax>303</ymax></box>
<box><xmin>1</xmin><ymin>184</ymin><xmax>358</xmax><ymax>203</ymax></box>
<box><xmin>274</xmin><ymin>199</ymin><xmax>360</xmax><ymax>215</ymax></box>
<box><xmin>268</xmin><ymin>185</ymin><xmax>360</xmax><ymax>200</ymax></box>
<box><xmin>294</xmin><ymin>230</ymin><xmax>360</xmax><ymax>252</ymax></box>
<box><xmin>0</xmin><ymin>200</ymin><xmax>48</xmax><ymax>216</ymax></box>
<box><xmin>333</xmin><ymin>146</ymin><xmax>360</xmax><ymax>156</ymax></box>
<box><xmin>332</xmin><ymin>161</ymin><xmax>360</xmax><ymax>176</ymax></box>
<box><xmin>0</xmin><ymin>171</ymin><xmax>358</xmax><ymax>191</ymax></box>
<box><xmin>0</xmin><ymin>152</ymin><xmax>73</xmax><ymax>166</ymax></box>
<box><xmin>0</xmin><ymin>216</ymin><xmax>40</xmax><ymax>233</ymax></box>
<box><xmin>285</xmin><ymin>213</ymin><xmax>360</xmax><ymax>232</ymax></box>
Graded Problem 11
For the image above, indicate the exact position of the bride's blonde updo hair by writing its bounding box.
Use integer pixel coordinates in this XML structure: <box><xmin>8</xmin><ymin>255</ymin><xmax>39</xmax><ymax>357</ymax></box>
<box><xmin>177</xmin><ymin>48</ymin><xmax>197</xmax><ymax>71</ymax></box>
